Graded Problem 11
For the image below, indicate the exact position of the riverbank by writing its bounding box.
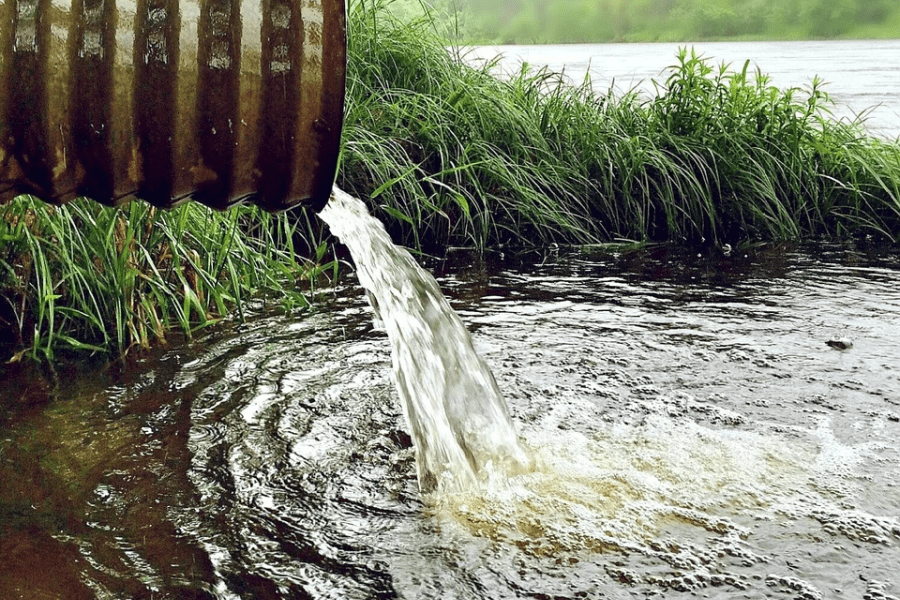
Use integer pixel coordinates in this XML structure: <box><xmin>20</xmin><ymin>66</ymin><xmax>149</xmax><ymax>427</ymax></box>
<box><xmin>338</xmin><ymin>7</ymin><xmax>900</xmax><ymax>247</ymax></box>
<box><xmin>2</xmin><ymin>3</ymin><xmax>900</xmax><ymax>361</ymax></box>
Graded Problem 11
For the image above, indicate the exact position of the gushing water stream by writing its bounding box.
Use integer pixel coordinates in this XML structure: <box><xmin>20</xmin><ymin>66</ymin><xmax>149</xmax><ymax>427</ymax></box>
<box><xmin>319</xmin><ymin>187</ymin><xmax>531</xmax><ymax>492</ymax></box>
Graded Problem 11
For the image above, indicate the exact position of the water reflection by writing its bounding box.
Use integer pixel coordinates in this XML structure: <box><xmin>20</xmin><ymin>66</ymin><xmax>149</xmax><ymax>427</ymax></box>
<box><xmin>1</xmin><ymin>243</ymin><xmax>899</xmax><ymax>599</ymax></box>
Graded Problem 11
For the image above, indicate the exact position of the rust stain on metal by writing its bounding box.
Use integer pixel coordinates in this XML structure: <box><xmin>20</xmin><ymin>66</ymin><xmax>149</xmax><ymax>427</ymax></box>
<box><xmin>0</xmin><ymin>0</ymin><xmax>346</xmax><ymax>212</ymax></box>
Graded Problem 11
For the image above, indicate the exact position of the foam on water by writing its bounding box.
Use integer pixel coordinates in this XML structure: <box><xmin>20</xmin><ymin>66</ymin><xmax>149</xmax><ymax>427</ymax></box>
<box><xmin>426</xmin><ymin>403</ymin><xmax>899</xmax><ymax>595</ymax></box>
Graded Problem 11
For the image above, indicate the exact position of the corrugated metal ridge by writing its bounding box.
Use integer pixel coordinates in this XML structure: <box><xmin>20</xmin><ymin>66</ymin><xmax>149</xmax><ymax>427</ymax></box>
<box><xmin>0</xmin><ymin>0</ymin><xmax>346</xmax><ymax>212</ymax></box>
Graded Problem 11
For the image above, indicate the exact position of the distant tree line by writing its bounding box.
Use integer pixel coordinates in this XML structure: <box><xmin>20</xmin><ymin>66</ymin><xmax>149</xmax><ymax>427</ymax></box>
<box><xmin>391</xmin><ymin>0</ymin><xmax>900</xmax><ymax>42</ymax></box>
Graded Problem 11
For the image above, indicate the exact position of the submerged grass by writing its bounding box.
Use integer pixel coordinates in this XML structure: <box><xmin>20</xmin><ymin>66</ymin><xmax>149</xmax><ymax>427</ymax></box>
<box><xmin>2</xmin><ymin>0</ymin><xmax>900</xmax><ymax>360</ymax></box>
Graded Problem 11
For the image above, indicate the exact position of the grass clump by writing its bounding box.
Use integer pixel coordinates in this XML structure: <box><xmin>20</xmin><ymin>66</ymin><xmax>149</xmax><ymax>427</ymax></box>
<box><xmin>0</xmin><ymin>198</ymin><xmax>333</xmax><ymax>362</ymax></box>
<box><xmin>641</xmin><ymin>49</ymin><xmax>900</xmax><ymax>241</ymax></box>
<box><xmin>341</xmin><ymin>2</ymin><xmax>900</xmax><ymax>247</ymax></box>
<box><xmin>339</xmin><ymin>0</ymin><xmax>605</xmax><ymax>251</ymax></box>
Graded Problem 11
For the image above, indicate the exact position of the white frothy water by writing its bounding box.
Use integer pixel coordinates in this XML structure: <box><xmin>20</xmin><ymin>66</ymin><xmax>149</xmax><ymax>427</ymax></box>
<box><xmin>320</xmin><ymin>187</ymin><xmax>531</xmax><ymax>492</ymax></box>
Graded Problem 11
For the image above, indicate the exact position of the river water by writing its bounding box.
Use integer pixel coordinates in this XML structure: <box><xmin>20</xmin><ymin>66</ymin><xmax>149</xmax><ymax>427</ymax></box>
<box><xmin>3</xmin><ymin>238</ymin><xmax>899</xmax><ymax>599</ymax></box>
<box><xmin>464</xmin><ymin>39</ymin><xmax>900</xmax><ymax>140</ymax></box>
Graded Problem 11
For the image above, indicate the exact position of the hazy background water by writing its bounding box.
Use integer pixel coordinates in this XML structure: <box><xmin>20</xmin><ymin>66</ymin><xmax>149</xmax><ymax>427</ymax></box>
<box><xmin>465</xmin><ymin>39</ymin><xmax>900</xmax><ymax>140</ymax></box>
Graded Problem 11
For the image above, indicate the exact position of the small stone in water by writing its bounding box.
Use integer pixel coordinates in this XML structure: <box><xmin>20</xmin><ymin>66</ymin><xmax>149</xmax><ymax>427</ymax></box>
<box><xmin>826</xmin><ymin>338</ymin><xmax>853</xmax><ymax>350</ymax></box>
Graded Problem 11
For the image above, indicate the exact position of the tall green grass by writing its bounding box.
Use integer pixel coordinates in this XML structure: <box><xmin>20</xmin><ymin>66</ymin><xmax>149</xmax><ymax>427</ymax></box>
<box><xmin>340</xmin><ymin>0</ymin><xmax>605</xmax><ymax>251</ymax></box>
<box><xmin>341</xmin><ymin>2</ymin><xmax>900</xmax><ymax>247</ymax></box>
<box><xmin>0</xmin><ymin>198</ymin><xmax>334</xmax><ymax>361</ymax></box>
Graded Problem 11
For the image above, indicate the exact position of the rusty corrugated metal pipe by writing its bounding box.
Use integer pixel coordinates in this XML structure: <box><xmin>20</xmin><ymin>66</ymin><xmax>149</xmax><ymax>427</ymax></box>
<box><xmin>0</xmin><ymin>0</ymin><xmax>345</xmax><ymax>212</ymax></box>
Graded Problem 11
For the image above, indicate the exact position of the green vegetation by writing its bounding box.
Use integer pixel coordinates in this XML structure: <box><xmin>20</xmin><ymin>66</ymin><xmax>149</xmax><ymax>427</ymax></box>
<box><xmin>0</xmin><ymin>199</ymin><xmax>333</xmax><ymax>361</ymax></box>
<box><xmin>390</xmin><ymin>0</ymin><xmax>900</xmax><ymax>43</ymax></box>
<box><xmin>2</xmin><ymin>0</ymin><xmax>900</xmax><ymax>361</ymax></box>
<box><xmin>339</xmin><ymin>1</ymin><xmax>601</xmax><ymax>250</ymax></box>
<box><xmin>341</xmin><ymin>4</ymin><xmax>900</xmax><ymax>247</ymax></box>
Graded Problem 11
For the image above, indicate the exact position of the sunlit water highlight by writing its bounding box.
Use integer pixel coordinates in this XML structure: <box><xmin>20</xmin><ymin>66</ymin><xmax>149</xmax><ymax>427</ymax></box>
<box><xmin>2</xmin><ymin>237</ymin><xmax>899</xmax><ymax>599</ymax></box>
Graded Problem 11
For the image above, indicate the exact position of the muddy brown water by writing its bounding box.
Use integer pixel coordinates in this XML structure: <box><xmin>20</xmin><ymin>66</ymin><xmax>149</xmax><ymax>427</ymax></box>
<box><xmin>1</xmin><ymin>242</ymin><xmax>899</xmax><ymax>599</ymax></box>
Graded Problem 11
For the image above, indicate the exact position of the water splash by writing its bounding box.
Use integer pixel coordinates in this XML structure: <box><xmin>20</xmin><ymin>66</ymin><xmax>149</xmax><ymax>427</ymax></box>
<box><xmin>319</xmin><ymin>187</ymin><xmax>531</xmax><ymax>492</ymax></box>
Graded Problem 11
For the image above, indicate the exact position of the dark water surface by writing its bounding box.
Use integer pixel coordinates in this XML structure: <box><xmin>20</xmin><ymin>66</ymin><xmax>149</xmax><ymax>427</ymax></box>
<box><xmin>2</xmin><ymin>243</ymin><xmax>900</xmax><ymax>599</ymax></box>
